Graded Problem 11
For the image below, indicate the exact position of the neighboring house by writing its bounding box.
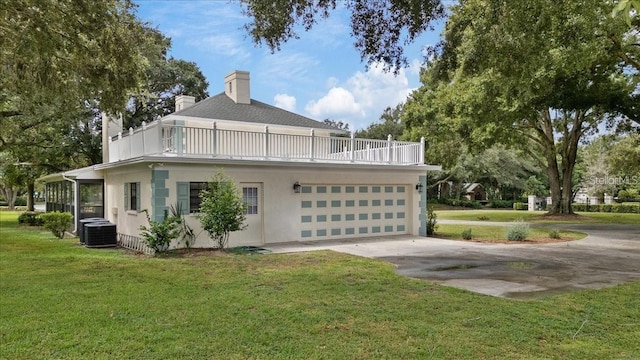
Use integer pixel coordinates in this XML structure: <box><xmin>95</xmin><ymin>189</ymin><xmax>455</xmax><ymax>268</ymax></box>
<box><xmin>39</xmin><ymin>70</ymin><xmax>440</xmax><ymax>249</ymax></box>
<box><xmin>463</xmin><ymin>183</ymin><xmax>486</xmax><ymax>201</ymax></box>
<box><xmin>437</xmin><ymin>182</ymin><xmax>486</xmax><ymax>201</ymax></box>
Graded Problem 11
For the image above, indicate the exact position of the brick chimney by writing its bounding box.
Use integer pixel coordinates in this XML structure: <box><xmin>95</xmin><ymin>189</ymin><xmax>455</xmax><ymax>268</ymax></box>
<box><xmin>175</xmin><ymin>95</ymin><xmax>196</xmax><ymax>111</ymax></box>
<box><xmin>101</xmin><ymin>112</ymin><xmax>123</xmax><ymax>163</ymax></box>
<box><xmin>224</xmin><ymin>70</ymin><xmax>250</xmax><ymax>104</ymax></box>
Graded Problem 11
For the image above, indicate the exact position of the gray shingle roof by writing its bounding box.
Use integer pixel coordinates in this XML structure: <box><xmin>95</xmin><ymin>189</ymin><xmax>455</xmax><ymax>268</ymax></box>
<box><xmin>171</xmin><ymin>92</ymin><xmax>340</xmax><ymax>131</ymax></box>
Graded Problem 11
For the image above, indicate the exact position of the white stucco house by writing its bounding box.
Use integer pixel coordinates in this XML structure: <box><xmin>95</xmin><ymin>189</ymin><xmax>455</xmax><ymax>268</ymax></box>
<box><xmin>39</xmin><ymin>70</ymin><xmax>440</xmax><ymax>249</ymax></box>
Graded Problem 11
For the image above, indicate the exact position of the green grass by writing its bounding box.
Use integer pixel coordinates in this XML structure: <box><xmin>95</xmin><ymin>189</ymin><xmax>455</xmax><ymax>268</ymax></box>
<box><xmin>436</xmin><ymin>224</ymin><xmax>587</xmax><ymax>242</ymax></box>
<box><xmin>435</xmin><ymin>209</ymin><xmax>640</xmax><ymax>224</ymax></box>
<box><xmin>1</xmin><ymin>212</ymin><xmax>639</xmax><ymax>359</ymax></box>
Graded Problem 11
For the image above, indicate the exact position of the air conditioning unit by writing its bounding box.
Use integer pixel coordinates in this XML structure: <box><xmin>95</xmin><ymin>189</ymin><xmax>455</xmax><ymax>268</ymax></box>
<box><xmin>84</xmin><ymin>222</ymin><xmax>117</xmax><ymax>248</ymax></box>
<box><xmin>78</xmin><ymin>218</ymin><xmax>108</xmax><ymax>244</ymax></box>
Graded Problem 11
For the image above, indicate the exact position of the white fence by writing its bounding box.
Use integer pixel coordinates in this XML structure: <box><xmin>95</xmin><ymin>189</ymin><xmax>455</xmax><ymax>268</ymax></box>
<box><xmin>108</xmin><ymin>120</ymin><xmax>424</xmax><ymax>165</ymax></box>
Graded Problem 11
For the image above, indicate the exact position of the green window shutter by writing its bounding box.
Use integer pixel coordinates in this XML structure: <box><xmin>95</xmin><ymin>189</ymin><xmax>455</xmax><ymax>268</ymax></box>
<box><xmin>124</xmin><ymin>183</ymin><xmax>129</xmax><ymax>211</ymax></box>
<box><xmin>136</xmin><ymin>182</ymin><xmax>141</xmax><ymax>212</ymax></box>
<box><xmin>177</xmin><ymin>182</ymin><xmax>190</xmax><ymax>214</ymax></box>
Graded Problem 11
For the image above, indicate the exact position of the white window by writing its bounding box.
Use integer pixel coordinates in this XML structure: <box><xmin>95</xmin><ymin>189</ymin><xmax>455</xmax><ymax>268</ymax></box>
<box><xmin>189</xmin><ymin>182</ymin><xmax>208</xmax><ymax>213</ymax></box>
<box><xmin>124</xmin><ymin>182</ymin><xmax>140</xmax><ymax>212</ymax></box>
<box><xmin>242</xmin><ymin>187</ymin><xmax>258</xmax><ymax>215</ymax></box>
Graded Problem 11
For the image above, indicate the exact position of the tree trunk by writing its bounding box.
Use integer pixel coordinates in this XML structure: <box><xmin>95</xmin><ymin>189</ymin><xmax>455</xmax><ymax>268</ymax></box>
<box><xmin>27</xmin><ymin>182</ymin><xmax>35</xmax><ymax>212</ymax></box>
<box><xmin>533</xmin><ymin>109</ymin><xmax>583</xmax><ymax>215</ymax></box>
<box><xmin>1</xmin><ymin>188</ymin><xmax>18</xmax><ymax>210</ymax></box>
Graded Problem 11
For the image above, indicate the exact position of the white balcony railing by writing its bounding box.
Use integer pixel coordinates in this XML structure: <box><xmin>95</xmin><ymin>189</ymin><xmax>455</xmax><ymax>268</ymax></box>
<box><xmin>108</xmin><ymin>119</ymin><xmax>425</xmax><ymax>165</ymax></box>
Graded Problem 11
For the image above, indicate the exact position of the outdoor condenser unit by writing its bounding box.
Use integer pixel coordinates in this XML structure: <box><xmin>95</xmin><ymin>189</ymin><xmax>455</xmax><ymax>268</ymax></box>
<box><xmin>84</xmin><ymin>222</ymin><xmax>117</xmax><ymax>248</ymax></box>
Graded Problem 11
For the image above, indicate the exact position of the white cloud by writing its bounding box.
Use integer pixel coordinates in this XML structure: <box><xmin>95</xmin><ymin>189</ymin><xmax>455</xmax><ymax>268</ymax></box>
<box><xmin>304</xmin><ymin>62</ymin><xmax>418</xmax><ymax>129</ymax></box>
<box><xmin>274</xmin><ymin>94</ymin><xmax>297</xmax><ymax>112</ymax></box>
<box><xmin>304</xmin><ymin>87</ymin><xmax>364</xmax><ymax>119</ymax></box>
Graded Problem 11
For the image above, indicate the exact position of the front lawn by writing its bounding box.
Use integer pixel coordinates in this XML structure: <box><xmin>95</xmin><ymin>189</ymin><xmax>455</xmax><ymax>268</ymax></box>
<box><xmin>435</xmin><ymin>209</ymin><xmax>640</xmax><ymax>224</ymax></box>
<box><xmin>1</xmin><ymin>212</ymin><xmax>638</xmax><ymax>359</ymax></box>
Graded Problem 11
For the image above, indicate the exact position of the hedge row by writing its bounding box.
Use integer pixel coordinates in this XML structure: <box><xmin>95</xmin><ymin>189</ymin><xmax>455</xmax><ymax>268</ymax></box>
<box><xmin>488</xmin><ymin>199</ymin><xmax>515</xmax><ymax>209</ymax></box>
<box><xmin>572</xmin><ymin>203</ymin><xmax>640</xmax><ymax>214</ymax></box>
<box><xmin>18</xmin><ymin>211</ymin><xmax>45</xmax><ymax>226</ymax></box>
<box><xmin>513</xmin><ymin>202</ymin><xmax>528</xmax><ymax>210</ymax></box>
<box><xmin>440</xmin><ymin>198</ymin><xmax>482</xmax><ymax>209</ymax></box>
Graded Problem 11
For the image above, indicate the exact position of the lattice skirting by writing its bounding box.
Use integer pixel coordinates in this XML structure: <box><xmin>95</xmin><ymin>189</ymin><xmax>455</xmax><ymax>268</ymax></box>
<box><xmin>117</xmin><ymin>233</ymin><xmax>155</xmax><ymax>255</ymax></box>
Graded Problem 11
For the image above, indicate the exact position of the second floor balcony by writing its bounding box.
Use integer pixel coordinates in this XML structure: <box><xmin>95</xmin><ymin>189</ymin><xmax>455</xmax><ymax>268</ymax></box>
<box><xmin>107</xmin><ymin>119</ymin><xmax>425</xmax><ymax>166</ymax></box>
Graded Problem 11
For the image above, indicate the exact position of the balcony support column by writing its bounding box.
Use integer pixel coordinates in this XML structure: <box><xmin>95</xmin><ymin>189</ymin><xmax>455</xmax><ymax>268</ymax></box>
<box><xmin>158</xmin><ymin>118</ymin><xmax>163</xmax><ymax>153</ymax></box>
<box><xmin>310</xmin><ymin>128</ymin><xmax>315</xmax><ymax>161</ymax></box>
<box><xmin>350</xmin><ymin>133</ymin><xmax>355</xmax><ymax>163</ymax></box>
<box><xmin>212</xmin><ymin>122</ymin><xmax>217</xmax><ymax>157</ymax></box>
<box><xmin>387</xmin><ymin>134</ymin><xmax>392</xmax><ymax>164</ymax></box>
<box><xmin>264</xmin><ymin>125</ymin><xmax>269</xmax><ymax>159</ymax></box>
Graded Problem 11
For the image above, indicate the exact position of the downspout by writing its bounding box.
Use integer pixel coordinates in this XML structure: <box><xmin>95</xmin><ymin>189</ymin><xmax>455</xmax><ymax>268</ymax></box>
<box><xmin>62</xmin><ymin>174</ymin><xmax>79</xmax><ymax>234</ymax></box>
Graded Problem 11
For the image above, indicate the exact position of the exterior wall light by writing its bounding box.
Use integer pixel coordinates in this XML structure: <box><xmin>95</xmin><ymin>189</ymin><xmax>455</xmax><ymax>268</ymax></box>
<box><xmin>415</xmin><ymin>182</ymin><xmax>423</xmax><ymax>193</ymax></box>
<box><xmin>293</xmin><ymin>182</ymin><xmax>301</xmax><ymax>193</ymax></box>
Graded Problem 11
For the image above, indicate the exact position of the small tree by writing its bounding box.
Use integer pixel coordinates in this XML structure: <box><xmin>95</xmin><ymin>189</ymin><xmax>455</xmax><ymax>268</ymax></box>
<box><xmin>198</xmin><ymin>172</ymin><xmax>247</xmax><ymax>250</ymax></box>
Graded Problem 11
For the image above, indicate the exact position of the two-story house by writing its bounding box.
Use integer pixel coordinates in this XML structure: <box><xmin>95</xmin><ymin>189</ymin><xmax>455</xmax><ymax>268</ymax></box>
<box><xmin>39</xmin><ymin>70</ymin><xmax>439</xmax><ymax>249</ymax></box>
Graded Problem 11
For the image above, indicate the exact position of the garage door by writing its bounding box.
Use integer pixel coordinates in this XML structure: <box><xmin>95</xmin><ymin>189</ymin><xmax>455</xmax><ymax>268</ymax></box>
<box><xmin>300</xmin><ymin>184</ymin><xmax>410</xmax><ymax>240</ymax></box>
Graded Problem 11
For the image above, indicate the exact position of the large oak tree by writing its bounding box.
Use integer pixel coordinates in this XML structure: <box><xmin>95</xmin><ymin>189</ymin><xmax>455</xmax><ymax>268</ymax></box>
<box><xmin>404</xmin><ymin>0</ymin><xmax>638</xmax><ymax>214</ymax></box>
<box><xmin>0</xmin><ymin>0</ymin><xmax>160</xmax><ymax>152</ymax></box>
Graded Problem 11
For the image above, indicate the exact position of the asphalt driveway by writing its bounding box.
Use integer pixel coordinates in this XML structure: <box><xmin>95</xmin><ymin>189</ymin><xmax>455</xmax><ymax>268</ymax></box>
<box><xmin>266</xmin><ymin>223</ymin><xmax>640</xmax><ymax>299</ymax></box>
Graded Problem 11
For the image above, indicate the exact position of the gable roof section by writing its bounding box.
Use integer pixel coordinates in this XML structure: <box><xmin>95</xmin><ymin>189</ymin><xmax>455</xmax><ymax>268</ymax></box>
<box><xmin>171</xmin><ymin>92</ymin><xmax>341</xmax><ymax>131</ymax></box>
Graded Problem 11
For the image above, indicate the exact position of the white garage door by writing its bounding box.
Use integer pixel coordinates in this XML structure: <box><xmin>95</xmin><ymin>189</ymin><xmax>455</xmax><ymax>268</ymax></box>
<box><xmin>300</xmin><ymin>184</ymin><xmax>410</xmax><ymax>240</ymax></box>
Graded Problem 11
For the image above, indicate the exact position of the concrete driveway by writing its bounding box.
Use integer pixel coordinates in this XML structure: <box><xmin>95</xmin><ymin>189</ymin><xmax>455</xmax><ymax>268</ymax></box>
<box><xmin>266</xmin><ymin>223</ymin><xmax>640</xmax><ymax>299</ymax></box>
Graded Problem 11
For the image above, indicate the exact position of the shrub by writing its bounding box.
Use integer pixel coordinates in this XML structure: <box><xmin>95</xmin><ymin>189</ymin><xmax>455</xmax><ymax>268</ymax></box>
<box><xmin>139</xmin><ymin>209</ymin><xmax>182</xmax><ymax>253</ymax></box>
<box><xmin>549</xmin><ymin>229</ymin><xmax>561</xmax><ymax>239</ymax></box>
<box><xmin>18</xmin><ymin>211</ymin><xmax>44</xmax><ymax>226</ymax></box>
<box><xmin>462</xmin><ymin>228</ymin><xmax>473</xmax><ymax>240</ymax></box>
<box><xmin>477</xmin><ymin>215</ymin><xmax>490</xmax><ymax>221</ymax></box>
<box><xmin>513</xmin><ymin>202</ymin><xmax>528</xmax><ymax>211</ymax></box>
<box><xmin>426</xmin><ymin>207</ymin><xmax>438</xmax><ymax>236</ymax></box>
<box><xmin>572</xmin><ymin>203</ymin><xmax>640</xmax><ymax>214</ymax></box>
<box><xmin>198</xmin><ymin>171</ymin><xmax>247</xmax><ymax>250</ymax></box>
<box><xmin>443</xmin><ymin>198</ymin><xmax>482</xmax><ymax>209</ymax></box>
<box><xmin>488</xmin><ymin>199</ymin><xmax>513</xmax><ymax>209</ymax></box>
<box><xmin>506</xmin><ymin>219</ymin><xmax>530</xmax><ymax>241</ymax></box>
<box><xmin>40</xmin><ymin>212</ymin><xmax>73</xmax><ymax>239</ymax></box>
<box><xmin>170</xmin><ymin>203</ymin><xmax>197</xmax><ymax>250</ymax></box>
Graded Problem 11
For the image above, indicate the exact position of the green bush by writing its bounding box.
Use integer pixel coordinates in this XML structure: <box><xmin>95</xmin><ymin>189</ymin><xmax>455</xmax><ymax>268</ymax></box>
<box><xmin>549</xmin><ymin>229</ymin><xmax>561</xmax><ymax>239</ymax></box>
<box><xmin>426</xmin><ymin>207</ymin><xmax>438</xmax><ymax>236</ymax></box>
<box><xmin>462</xmin><ymin>228</ymin><xmax>473</xmax><ymax>240</ymax></box>
<box><xmin>14</xmin><ymin>197</ymin><xmax>27</xmax><ymax>206</ymax></box>
<box><xmin>139</xmin><ymin>209</ymin><xmax>183</xmax><ymax>253</ymax></box>
<box><xmin>572</xmin><ymin>203</ymin><xmax>640</xmax><ymax>214</ymax></box>
<box><xmin>506</xmin><ymin>219</ymin><xmax>530</xmax><ymax>241</ymax></box>
<box><xmin>488</xmin><ymin>199</ymin><xmax>514</xmax><ymax>209</ymax></box>
<box><xmin>18</xmin><ymin>212</ymin><xmax>44</xmax><ymax>226</ymax></box>
<box><xmin>443</xmin><ymin>198</ymin><xmax>482</xmax><ymax>209</ymax></box>
<box><xmin>513</xmin><ymin>202</ymin><xmax>528</xmax><ymax>211</ymax></box>
<box><xmin>40</xmin><ymin>212</ymin><xmax>73</xmax><ymax>239</ymax></box>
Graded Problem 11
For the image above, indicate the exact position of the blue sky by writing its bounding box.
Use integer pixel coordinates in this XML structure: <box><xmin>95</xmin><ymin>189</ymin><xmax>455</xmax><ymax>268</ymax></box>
<box><xmin>134</xmin><ymin>1</ymin><xmax>444</xmax><ymax>130</ymax></box>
